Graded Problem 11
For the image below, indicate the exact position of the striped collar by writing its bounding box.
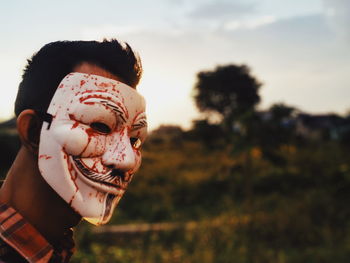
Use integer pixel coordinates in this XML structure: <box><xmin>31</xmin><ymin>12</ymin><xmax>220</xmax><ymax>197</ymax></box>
<box><xmin>0</xmin><ymin>203</ymin><xmax>74</xmax><ymax>263</ymax></box>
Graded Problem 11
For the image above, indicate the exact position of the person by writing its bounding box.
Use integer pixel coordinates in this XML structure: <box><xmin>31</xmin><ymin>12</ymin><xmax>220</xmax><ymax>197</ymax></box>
<box><xmin>0</xmin><ymin>39</ymin><xmax>148</xmax><ymax>263</ymax></box>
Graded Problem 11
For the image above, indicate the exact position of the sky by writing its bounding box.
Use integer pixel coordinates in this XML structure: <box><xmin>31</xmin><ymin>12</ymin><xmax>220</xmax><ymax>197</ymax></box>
<box><xmin>0</xmin><ymin>0</ymin><xmax>349</xmax><ymax>130</ymax></box>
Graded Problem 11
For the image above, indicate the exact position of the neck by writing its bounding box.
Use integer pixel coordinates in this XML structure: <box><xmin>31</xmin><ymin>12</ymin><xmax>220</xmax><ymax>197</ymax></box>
<box><xmin>0</xmin><ymin>147</ymin><xmax>81</xmax><ymax>247</ymax></box>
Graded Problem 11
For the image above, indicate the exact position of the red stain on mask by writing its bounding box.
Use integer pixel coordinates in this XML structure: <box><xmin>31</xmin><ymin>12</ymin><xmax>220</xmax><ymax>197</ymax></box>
<box><xmin>39</xmin><ymin>154</ymin><xmax>52</xmax><ymax>160</ymax></box>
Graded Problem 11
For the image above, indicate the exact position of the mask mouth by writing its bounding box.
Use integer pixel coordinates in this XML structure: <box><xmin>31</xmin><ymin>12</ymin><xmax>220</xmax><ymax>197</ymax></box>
<box><xmin>71</xmin><ymin>156</ymin><xmax>132</xmax><ymax>194</ymax></box>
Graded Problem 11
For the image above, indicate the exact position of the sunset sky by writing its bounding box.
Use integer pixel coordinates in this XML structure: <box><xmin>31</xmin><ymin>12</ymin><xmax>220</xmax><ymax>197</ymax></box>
<box><xmin>0</xmin><ymin>0</ymin><xmax>349</xmax><ymax>130</ymax></box>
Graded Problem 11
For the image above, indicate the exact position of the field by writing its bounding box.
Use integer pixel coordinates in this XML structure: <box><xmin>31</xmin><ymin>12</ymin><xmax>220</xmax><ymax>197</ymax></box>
<box><xmin>68</xmin><ymin>131</ymin><xmax>350</xmax><ymax>263</ymax></box>
<box><xmin>1</xmin><ymin>118</ymin><xmax>350</xmax><ymax>262</ymax></box>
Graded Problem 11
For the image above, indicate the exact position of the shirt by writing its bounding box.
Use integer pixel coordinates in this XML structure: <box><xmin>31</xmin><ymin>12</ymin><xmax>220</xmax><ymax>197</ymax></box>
<box><xmin>0</xmin><ymin>203</ymin><xmax>75</xmax><ymax>263</ymax></box>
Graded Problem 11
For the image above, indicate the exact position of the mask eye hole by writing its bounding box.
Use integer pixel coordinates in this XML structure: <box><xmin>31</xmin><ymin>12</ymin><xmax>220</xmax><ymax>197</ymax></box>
<box><xmin>130</xmin><ymin>137</ymin><xmax>142</xmax><ymax>149</ymax></box>
<box><xmin>90</xmin><ymin>122</ymin><xmax>111</xmax><ymax>134</ymax></box>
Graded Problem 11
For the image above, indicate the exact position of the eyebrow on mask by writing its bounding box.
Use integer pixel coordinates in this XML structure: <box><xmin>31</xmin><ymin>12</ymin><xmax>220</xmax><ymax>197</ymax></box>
<box><xmin>79</xmin><ymin>91</ymin><xmax>128</xmax><ymax>120</ymax></box>
<box><xmin>100</xmin><ymin>100</ymin><xmax>127</xmax><ymax>124</ymax></box>
<box><xmin>131</xmin><ymin>113</ymin><xmax>147</xmax><ymax>131</ymax></box>
<box><xmin>132</xmin><ymin>120</ymin><xmax>147</xmax><ymax>130</ymax></box>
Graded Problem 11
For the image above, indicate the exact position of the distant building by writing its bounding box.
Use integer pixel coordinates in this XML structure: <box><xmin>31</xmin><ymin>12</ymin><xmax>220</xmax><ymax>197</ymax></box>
<box><xmin>295</xmin><ymin>113</ymin><xmax>350</xmax><ymax>140</ymax></box>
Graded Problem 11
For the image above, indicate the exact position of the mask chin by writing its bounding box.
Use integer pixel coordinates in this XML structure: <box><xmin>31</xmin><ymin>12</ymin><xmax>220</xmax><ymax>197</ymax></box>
<box><xmin>69</xmin><ymin>168</ymin><xmax>124</xmax><ymax>225</ymax></box>
<box><xmin>84</xmin><ymin>193</ymin><xmax>121</xmax><ymax>225</ymax></box>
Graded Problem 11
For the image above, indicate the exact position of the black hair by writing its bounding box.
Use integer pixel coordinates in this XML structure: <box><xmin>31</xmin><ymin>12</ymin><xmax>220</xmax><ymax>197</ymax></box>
<box><xmin>15</xmin><ymin>39</ymin><xmax>142</xmax><ymax>116</ymax></box>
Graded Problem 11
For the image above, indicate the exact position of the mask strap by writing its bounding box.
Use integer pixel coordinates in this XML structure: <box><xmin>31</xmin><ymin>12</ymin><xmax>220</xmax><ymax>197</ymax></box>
<box><xmin>35</xmin><ymin>111</ymin><xmax>53</xmax><ymax>130</ymax></box>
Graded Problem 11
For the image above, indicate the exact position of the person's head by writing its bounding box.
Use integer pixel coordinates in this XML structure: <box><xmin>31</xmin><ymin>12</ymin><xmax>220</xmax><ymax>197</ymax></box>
<box><xmin>15</xmin><ymin>39</ymin><xmax>147</xmax><ymax>225</ymax></box>
<box><xmin>15</xmin><ymin>39</ymin><xmax>142</xmax><ymax>117</ymax></box>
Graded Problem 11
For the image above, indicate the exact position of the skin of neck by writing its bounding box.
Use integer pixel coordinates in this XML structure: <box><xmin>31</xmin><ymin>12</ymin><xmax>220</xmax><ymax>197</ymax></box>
<box><xmin>0</xmin><ymin>146</ymin><xmax>82</xmax><ymax>247</ymax></box>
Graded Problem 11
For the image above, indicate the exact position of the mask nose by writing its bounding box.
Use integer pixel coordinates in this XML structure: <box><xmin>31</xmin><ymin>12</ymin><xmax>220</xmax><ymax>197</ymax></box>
<box><xmin>102</xmin><ymin>129</ymin><xmax>137</xmax><ymax>172</ymax></box>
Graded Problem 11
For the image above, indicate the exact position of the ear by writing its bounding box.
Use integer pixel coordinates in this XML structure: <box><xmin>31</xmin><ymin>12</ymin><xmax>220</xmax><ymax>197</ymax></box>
<box><xmin>17</xmin><ymin>109</ymin><xmax>42</xmax><ymax>153</ymax></box>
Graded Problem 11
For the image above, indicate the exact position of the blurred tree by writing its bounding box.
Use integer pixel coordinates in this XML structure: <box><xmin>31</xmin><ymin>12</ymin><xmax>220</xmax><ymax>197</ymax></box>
<box><xmin>146</xmin><ymin>125</ymin><xmax>184</xmax><ymax>147</ymax></box>
<box><xmin>269</xmin><ymin>103</ymin><xmax>295</xmax><ymax>121</ymax></box>
<box><xmin>257</xmin><ymin>103</ymin><xmax>297</xmax><ymax>165</ymax></box>
<box><xmin>187</xmin><ymin>119</ymin><xmax>225</xmax><ymax>149</ymax></box>
<box><xmin>193</xmin><ymin>65</ymin><xmax>264</xmax><ymax>261</ymax></box>
<box><xmin>193</xmin><ymin>64</ymin><xmax>261</xmax><ymax>132</ymax></box>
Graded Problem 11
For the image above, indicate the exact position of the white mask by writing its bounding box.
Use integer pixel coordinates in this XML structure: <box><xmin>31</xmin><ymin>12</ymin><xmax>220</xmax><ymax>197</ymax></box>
<box><xmin>38</xmin><ymin>72</ymin><xmax>147</xmax><ymax>225</ymax></box>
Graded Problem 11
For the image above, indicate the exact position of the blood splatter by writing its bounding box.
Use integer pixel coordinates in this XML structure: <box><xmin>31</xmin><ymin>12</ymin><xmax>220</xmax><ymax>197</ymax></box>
<box><xmin>71</xmin><ymin>121</ymin><xmax>79</xmax><ymax>129</ymax></box>
<box><xmin>79</xmin><ymin>93</ymin><xmax>112</xmax><ymax>103</ymax></box>
<box><xmin>39</xmin><ymin>154</ymin><xmax>52</xmax><ymax>160</ymax></box>
<box><xmin>79</xmin><ymin>127</ymin><xmax>100</xmax><ymax>156</ymax></box>
<box><xmin>85</xmin><ymin>127</ymin><xmax>96</xmax><ymax>137</ymax></box>
<box><xmin>98</xmin><ymin>82</ymin><xmax>110</xmax><ymax>88</ymax></box>
<box><xmin>66</xmin><ymin>156</ymin><xmax>79</xmax><ymax>196</ymax></box>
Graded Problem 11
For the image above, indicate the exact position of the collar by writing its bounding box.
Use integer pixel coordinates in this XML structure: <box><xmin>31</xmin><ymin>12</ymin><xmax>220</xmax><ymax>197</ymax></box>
<box><xmin>0</xmin><ymin>202</ymin><xmax>75</xmax><ymax>263</ymax></box>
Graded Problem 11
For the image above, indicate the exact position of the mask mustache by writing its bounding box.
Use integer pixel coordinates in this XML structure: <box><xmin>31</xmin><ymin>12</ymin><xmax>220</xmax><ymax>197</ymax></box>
<box><xmin>72</xmin><ymin>157</ymin><xmax>132</xmax><ymax>188</ymax></box>
<box><xmin>110</xmin><ymin>169</ymin><xmax>126</xmax><ymax>180</ymax></box>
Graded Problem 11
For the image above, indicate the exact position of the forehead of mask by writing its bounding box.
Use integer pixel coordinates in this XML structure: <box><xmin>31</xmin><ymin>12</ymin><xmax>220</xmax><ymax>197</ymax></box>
<box><xmin>47</xmin><ymin>72</ymin><xmax>147</xmax><ymax>139</ymax></box>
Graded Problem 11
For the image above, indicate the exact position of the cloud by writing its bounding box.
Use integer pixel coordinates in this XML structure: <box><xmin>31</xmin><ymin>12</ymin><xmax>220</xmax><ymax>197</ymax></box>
<box><xmin>223</xmin><ymin>15</ymin><xmax>276</xmax><ymax>30</ymax></box>
<box><xmin>89</xmin><ymin>13</ymin><xmax>349</xmax><ymax>118</ymax></box>
<box><xmin>188</xmin><ymin>1</ymin><xmax>255</xmax><ymax>20</ymax></box>
<box><xmin>80</xmin><ymin>25</ymin><xmax>147</xmax><ymax>40</ymax></box>
<box><xmin>323</xmin><ymin>0</ymin><xmax>350</xmax><ymax>40</ymax></box>
<box><xmin>216</xmin><ymin>14</ymin><xmax>349</xmax><ymax>114</ymax></box>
